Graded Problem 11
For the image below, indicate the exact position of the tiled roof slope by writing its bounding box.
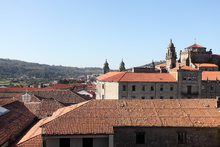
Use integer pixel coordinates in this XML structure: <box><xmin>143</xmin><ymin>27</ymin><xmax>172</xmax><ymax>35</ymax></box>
<box><xmin>186</xmin><ymin>44</ymin><xmax>206</xmax><ymax>48</ymax></box>
<box><xmin>32</xmin><ymin>89</ymin><xmax>86</xmax><ymax>105</ymax></box>
<box><xmin>0</xmin><ymin>87</ymin><xmax>37</xmax><ymax>93</ymax></box>
<box><xmin>194</xmin><ymin>63</ymin><xmax>218</xmax><ymax>67</ymax></box>
<box><xmin>17</xmin><ymin>101</ymin><xmax>88</xmax><ymax>145</ymax></box>
<box><xmin>97</xmin><ymin>72</ymin><xmax>176</xmax><ymax>82</ymax></box>
<box><xmin>0</xmin><ymin>100</ymin><xmax>36</xmax><ymax>146</ymax></box>
<box><xmin>24</xmin><ymin>98</ymin><xmax>64</xmax><ymax>118</ymax></box>
<box><xmin>202</xmin><ymin>71</ymin><xmax>220</xmax><ymax>80</ymax></box>
<box><xmin>43</xmin><ymin>83</ymin><xmax>84</xmax><ymax>90</ymax></box>
<box><xmin>17</xmin><ymin>99</ymin><xmax>220</xmax><ymax>146</ymax></box>
<box><xmin>42</xmin><ymin>99</ymin><xmax>220</xmax><ymax>135</ymax></box>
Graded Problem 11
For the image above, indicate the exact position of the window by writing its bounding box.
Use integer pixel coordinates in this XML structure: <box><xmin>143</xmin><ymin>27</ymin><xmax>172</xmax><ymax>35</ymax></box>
<box><xmin>60</xmin><ymin>138</ymin><xmax>70</xmax><ymax>147</ymax></box>
<box><xmin>136</xmin><ymin>132</ymin><xmax>145</xmax><ymax>144</ymax></box>
<box><xmin>187</xmin><ymin>86</ymin><xmax>192</xmax><ymax>94</ymax></box>
<box><xmin>210</xmin><ymin>86</ymin><xmax>214</xmax><ymax>91</ymax></box>
<box><xmin>141</xmin><ymin>96</ymin><xmax>145</xmax><ymax>99</ymax></box>
<box><xmin>123</xmin><ymin>85</ymin><xmax>126</xmax><ymax>91</ymax></box>
<box><xmin>160</xmin><ymin>96</ymin><xmax>163</xmax><ymax>99</ymax></box>
<box><xmin>170</xmin><ymin>96</ymin><xmax>173</xmax><ymax>99</ymax></box>
<box><xmin>83</xmin><ymin>138</ymin><xmax>93</xmax><ymax>147</ymax></box>
<box><xmin>142</xmin><ymin>85</ymin><xmax>145</xmax><ymax>91</ymax></box>
<box><xmin>177</xmin><ymin>132</ymin><xmax>187</xmax><ymax>144</ymax></box>
<box><xmin>150</xmin><ymin>86</ymin><xmax>154</xmax><ymax>91</ymax></box>
<box><xmin>150</xmin><ymin>96</ymin><xmax>154</xmax><ymax>99</ymax></box>
<box><xmin>160</xmin><ymin>87</ymin><xmax>163</xmax><ymax>91</ymax></box>
<box><xmin>170</xmin><ymin>87</ymin><xmax>173</xmax><ymax>91</ymax></box>
<box><xmin>132</xmin><ymin>85</ymin><xmax>136</xmax><ymax>91</ymax></box>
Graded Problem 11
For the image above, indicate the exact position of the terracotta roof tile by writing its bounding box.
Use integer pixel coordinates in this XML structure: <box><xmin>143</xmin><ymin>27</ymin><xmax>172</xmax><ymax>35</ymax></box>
<box><xmin>0</xmin><ymin>100</ymin><xmax>35</xmax><ymax>146</ymax></box>
<box><xmin>170</xmin><ymin>64</ymin><xmax>198</xmax><ymax>71</ymax></box>
<box><xmin>202</xmin><ymin>71</ymin><xmax>220</xmax><ymax>80</ymax></box>
<box><xmin>17</xmin><ymin>99</ymin><xmax>220</xmax><ymax>145</ymax></box>
<box><xmin>97</xmin><ymin>72</ymin><xmax>176</xmax><ymax>82</ymax></box>
<box><xmin>32</xmin><ymin>89</ymin><xmax>86</xmax><ymax>105</ymax></box>
<box><xmin>186</xmin><ymin>44</ymin><xmax>206</xmax><ymax>48</ymax></box>
<box><xmin>194</xmin><ymin>63</ymin><xmax>218</xmax><ymax>67</ymax></box>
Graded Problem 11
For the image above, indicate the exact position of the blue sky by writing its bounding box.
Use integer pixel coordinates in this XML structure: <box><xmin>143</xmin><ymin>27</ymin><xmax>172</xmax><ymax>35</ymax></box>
<box><xmin>0</xmin><ymin>0</ymin><xmax>220</xmax><ymax>69</ymax></box>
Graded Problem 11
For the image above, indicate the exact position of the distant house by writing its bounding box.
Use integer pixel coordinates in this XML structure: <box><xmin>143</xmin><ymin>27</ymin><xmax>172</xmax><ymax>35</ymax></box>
<box><xmin>17</xmin><ymin>98</ymin><xmax>220</xmax><ymax>147</ymax></box>
<box><xmin>0</xmin><ymin>99</ymin><xmax>36</xmax><ymax>147</ymax></box>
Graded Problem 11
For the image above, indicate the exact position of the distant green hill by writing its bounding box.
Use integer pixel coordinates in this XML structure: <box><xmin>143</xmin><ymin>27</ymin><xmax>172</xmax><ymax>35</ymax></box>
<box><xmin>0</xmin><ymin>58</ymin><xmax>102</xmax><ymax>80</ymax></box>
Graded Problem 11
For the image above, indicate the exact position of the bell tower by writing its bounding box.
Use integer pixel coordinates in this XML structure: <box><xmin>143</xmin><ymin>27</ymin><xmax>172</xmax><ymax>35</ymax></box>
<box><xmin>119</xmin><ymin>59</ymin><xmax>126</xmax><ymax>72</ymax></box>
<box><xmin>103</xmin><ymin>60</ymin><xmax>110</xmax><ymax>74</ymax></box>
<box><xmin>166</xmin><ymin>39</ymin><xmax>177</xmax><ymax>69</ymax></box>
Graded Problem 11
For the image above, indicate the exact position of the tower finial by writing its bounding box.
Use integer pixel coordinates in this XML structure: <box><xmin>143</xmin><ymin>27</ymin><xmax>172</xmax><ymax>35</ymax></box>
<box><xmin>194</xmin><ymin>38</ymin><xmax>197</xmax><ymax>44</ymax></box>
<box><xmin>119</xmin><ymin>59</ymin><xmax>126</xmax><ymax>72</ymax></box>
<box><xmin>103</xmin><ymin>59</ymin><xmax>110</xmax><ymax>74</ymax></box>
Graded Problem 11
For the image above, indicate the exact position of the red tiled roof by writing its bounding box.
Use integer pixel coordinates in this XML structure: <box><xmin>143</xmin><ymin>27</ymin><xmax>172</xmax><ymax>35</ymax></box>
<box><xmin>0</xmin><ymin>99</ymin><xmax>16</xmax><ymax>106</ymax></box>
<box><xmin>170</xmin><ymin>65</ymin><xmax>198</xmax><ymax>71</ymax></box>
<box><xmin>17</xmin><ymin>99</ymin><xmax>220</xmax><ymax>144</ymax></box>
<box><xmin>155</xmin><ymin>63</ymin><xmax>166</xmax><ymax>68</ymax></box>
<box><xmin>32</xmin><ymin>89</ymin><xmax>86</xmax><ymax>105</ymax></box>
<box><xmin>202</xmin><ymin>71</ymin><xmax>220</xmax><ymax>80</ymax></box>
<box><xmin>17</xmin><ymin>101</ymin><xmax>88</xmax><ymax>145</ymax></box>
<box><xmin>0</xmin><ymin>100</ymin><xmax>35</xmax><ymax>146</ymax></box>
<box><xmin>24</xmin><ymin>98</ymin><xmax>64</xmax><ymax>119</ymax></box>
<box><xmin>194</xmin><ymin>63</ymin><xmax>218</xmax><ymax>68</ymax></box>
<box><xmin>0</xmin><ymin>87</ymin><xmax>37</xmax><ymax>93</ymax></box>
<box><xmin>43</xmin><ymin>83</ymin><xmax>84</xmax><ymax>90</ymax></box>
<box><xmin>97</xmin><ymin>72</ymin><xmax>176</xmax><ymax>82</ymax></box>
<box><xmin>186</xmin><ymin>44</ymin><xmax>206</xmax><ymax>48</ymax></box>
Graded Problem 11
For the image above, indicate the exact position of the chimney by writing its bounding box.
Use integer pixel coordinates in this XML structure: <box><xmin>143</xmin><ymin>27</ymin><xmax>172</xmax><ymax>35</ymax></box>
<box><xmin>216</xmin><ymin>96</ymin><xmax>220</xmax><ymax>108</ymax></box>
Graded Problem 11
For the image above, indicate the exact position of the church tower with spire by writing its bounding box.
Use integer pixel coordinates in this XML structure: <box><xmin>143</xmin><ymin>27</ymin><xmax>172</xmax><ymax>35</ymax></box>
<box><xmin>103</xmin><ymin>60</ymin><xmax>110</xmax><ymax>74</ymax></box>
<box><xmin>166</xmin><ymin>39</ymin><xmax>177</xmax><ymax>69</ymax></box>
<box><xmin>119</xmin><ymin>59</ymin><xmax>126</xmax><ymax>72</ymax></box>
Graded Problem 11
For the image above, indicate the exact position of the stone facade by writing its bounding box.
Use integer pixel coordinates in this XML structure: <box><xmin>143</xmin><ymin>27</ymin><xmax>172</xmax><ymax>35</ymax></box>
<box><xmin>97</xmin><ymin>41</ymin><xmax>220</xmax><ymax>100</ymax></box>
<box><xmin>114</xmin><ymin>127</ymin><xmax>220</xmax><ymax>147</ymax></box>
<box><xmin>96</xmin><ymin>69</ymin><xmax>203</xmax><ymax>99</ymax></box>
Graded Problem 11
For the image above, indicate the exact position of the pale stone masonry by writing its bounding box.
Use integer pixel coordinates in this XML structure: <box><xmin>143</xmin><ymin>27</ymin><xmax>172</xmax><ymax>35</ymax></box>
<box><xmin>97</xmin><ymin>41</ymin><xmax>220</xmax><ymax>99</ymax></box>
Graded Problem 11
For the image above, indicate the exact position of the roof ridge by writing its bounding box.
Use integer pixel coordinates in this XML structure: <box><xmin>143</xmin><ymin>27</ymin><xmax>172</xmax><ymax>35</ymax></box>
<box><xmin>40</xmin><ymin>100</ymin><xmax>90</xmax><ymax>128</ymax></box>
<box><xmin>118</xmin><ymin>72</ymin><xmax>127</xmax><ymax>82</ymax></box>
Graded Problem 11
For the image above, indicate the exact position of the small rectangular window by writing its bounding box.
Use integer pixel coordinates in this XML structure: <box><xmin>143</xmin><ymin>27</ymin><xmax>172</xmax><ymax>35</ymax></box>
<box><xmin>160</xmin><ymin>87</ymin><xmax>163</xmax><ymax>91</ymax></box>
<box><xmin>60</xmin><ymin>138</ymin><xmax>70</xmax><ymax>147</ymax></box>
<box><xmin>142</xmin><ymin>85</ymin><xmax>145</xmax><ymax>91</ymax></box>
<box><xmin>136</xmin><ymin>132</ymin><xmax>145</xmax><ymax>144</ymax></box>
<box><xmin>177</xmin><ymin>132</ymin><xmax>186</xmax><ymax>144</ymax></box>
<box><xmin>150</xmin><ymin>96</ymin><xmax>154</xmax><ymax>99</ymax></box>
<box><xmin>210</xmin><ymin>86</ymin><xmax>214</xmax><ymax>91</ymax></box>
<box><xmin>170</xmin><ymin>87</ymin><xmax>173</xmax><ymax>91</ymax></box>
<box><xmin>123</xmin><ymin>85</ymin><xmax>126</xmax><ymax>91</ymax></box>
<box><xmin>132</xmin><ymin>85</ymin><xmax>136</xmax><ymax>91</ymax></box>
<box><xmin>83</xmin><ymin>138</ymin><xmax>93</xmax><ymax>147</ymax></box>
<box><xmin>160</xmin><ymin>96</ymin><xmax>163</xmax><ymax>99</ymax></box>
<box><xmin>170</xmin><ymin>96</ymin><xmax>173</xmax><ymax>99</ymax></box>
<box><xmin>141</xmin><ymin>96</ymin><xmax>145</xmax><ymax>99</ymax></box>
<box><xmin>150</xmin><ymin>86</ymin><xmax>154</xmax><ymax>91</ymax></box>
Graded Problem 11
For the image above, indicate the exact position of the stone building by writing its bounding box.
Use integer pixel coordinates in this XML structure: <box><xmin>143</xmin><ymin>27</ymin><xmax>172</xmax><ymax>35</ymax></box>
<box><xmin>17</xmin><ymin>99</ymin><xmax>220</xmax><ymax>147</ymax></box>
<box><xmin>97</xmin><ymin>41</ymin><xmax>220</xmax><ymax>99</ymax></box>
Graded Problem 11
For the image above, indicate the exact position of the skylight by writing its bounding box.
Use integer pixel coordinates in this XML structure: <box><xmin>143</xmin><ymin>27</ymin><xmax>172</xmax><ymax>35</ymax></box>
<box><xmin>0</xmin><ymin>106</ymin><xmax>10</xmax><ymax>116</ymax></box>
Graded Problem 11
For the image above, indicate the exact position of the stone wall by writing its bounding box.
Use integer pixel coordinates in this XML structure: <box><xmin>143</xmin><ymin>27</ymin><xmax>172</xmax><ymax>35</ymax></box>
<box><xmin>114</xmin><ymin>127</ymin><xmax>220</xmax><ymax>147</ymax></box>
<box><xmin>119</xmin><ymin>82</ymin><xmax>177</xmax><ymax>99</ymax></box>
